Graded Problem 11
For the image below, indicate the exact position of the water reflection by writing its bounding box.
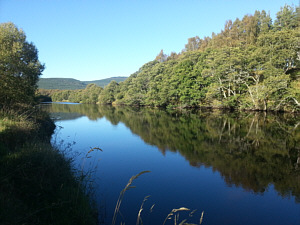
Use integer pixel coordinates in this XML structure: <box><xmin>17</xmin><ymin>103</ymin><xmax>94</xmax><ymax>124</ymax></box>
<box><xmin>42</xmin><ymin>103</ymin><xmax>300</xmax><ymax>202</ymax></box>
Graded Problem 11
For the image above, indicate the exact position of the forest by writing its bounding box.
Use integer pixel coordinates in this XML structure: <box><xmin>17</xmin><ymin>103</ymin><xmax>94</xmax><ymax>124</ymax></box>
<box><xmin>50</xmin><ymin>5</ymin><xmax>300</xmax><ymax>112</ymax></box>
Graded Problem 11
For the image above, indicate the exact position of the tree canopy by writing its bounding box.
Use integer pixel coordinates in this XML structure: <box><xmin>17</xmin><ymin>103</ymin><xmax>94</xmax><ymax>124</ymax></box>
<box><xmin>0</xmin><ymin>22</ymin><xmax>44</xmax><ymax>108</ymax></box>
<box><xmin>49</xmin><ymin>5</ymin><xmax>300</xmax><ymax>112</ymax></box>
<box><xmin>109</xmin><ymin>4</ymin><xmax>299</xmax><ymax>112</ymax></box>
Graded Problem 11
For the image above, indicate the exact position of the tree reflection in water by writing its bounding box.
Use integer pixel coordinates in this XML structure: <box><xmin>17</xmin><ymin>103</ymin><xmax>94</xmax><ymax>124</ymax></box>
<box><xmin>42</xmin><ymin>103</ymin><xmax>300</xmax><ymax>202</ymax></box>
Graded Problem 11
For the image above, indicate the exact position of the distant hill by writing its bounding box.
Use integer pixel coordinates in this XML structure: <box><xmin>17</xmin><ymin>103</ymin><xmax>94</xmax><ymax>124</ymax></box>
<box><xmin>38</xmin><ymin>78</ymin><xmax>86</xmax><ymax>90</ymax></box>
<box><xmin>83</xmin><ymin>77</ymin><xmax>128</xmax><ymax>87</ymax></box>
<box><xmin>38</xmin><ymin>77</ymin><xmax>127</xmax><ymax>90</ymax></box>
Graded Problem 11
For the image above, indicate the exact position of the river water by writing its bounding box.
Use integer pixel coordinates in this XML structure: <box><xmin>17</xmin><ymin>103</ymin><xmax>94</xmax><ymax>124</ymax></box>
<box><xmin>42</xmin><ymin>103</ymin><xmax>300</xmax><ymax>225</ymax></box>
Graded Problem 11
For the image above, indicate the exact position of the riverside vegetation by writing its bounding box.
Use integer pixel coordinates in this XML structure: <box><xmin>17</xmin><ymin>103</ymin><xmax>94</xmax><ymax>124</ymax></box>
<box><xmin>49</xmin><ymin>5</ymin><xmax>299</xmax><ymax>112</ymax></box>
<box><xmin>0</xmin><ymin>21</ymin><xmax>203</xmax><ymax>225</ymax></box>
<box><xmin>0</xmin><ymin>23</ymin><xmax>97</xmax><ymax>224</ymax></box>
<box><xmin>1</xmin><ymin>4</ymin><xmax>299</xmax><ymax>225</ymax></box>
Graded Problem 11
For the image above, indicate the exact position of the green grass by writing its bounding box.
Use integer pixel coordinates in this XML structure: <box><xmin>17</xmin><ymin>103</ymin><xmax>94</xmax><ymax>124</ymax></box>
<box><xmin>0</xmin><ymin>142</ymin><xmax>97</xmax><ymax>225</ymax></box>
<box><xmin>0</xmin><ymin>109</ymin><xmax>97</xmax><ymax>225</ymax></box>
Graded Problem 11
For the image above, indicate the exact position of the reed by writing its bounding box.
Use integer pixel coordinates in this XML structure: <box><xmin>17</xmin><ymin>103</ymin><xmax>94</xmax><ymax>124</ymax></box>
<box><xmin>111</xmin><ymin>171</ymin><xmax>204</xmax><ymax>225</ymax></box>
<box><xmin>111</xmin><ymin>170</ymin><xmax>151</xmax><ymax>225</ymax></box>
<box><xmin>136</xmin><ymin>195</ymin><xmax>151</xmax><ymax>225</ymax></box>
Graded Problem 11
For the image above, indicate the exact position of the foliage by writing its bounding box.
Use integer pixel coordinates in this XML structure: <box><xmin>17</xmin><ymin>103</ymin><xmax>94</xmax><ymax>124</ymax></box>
<box><xmin>36</xmin><ymin>5</ymin><xmax>300</xmax><ymax>112</ymax></box>
<box><xmin>51</xmin><ymin>83</ymin><xmax>103</xmax><ymax>104</ymax></box>
<box><xmin>98</xmin><ymin>80</ymin><xmax>119</xmax><ymax>104</ymax></box>
<box><xmin>0</xmin><ymin>22</ymin><xmax>97</xmax><ymax>223</ymax></box>
<box><xmin>55</xmin><ymin>4</ymin><xmax>299</xmax><ymax>112</ymax></box>
<box><xmin>36</xmin><ymin>88</ymin><xmax>60</xmax><ymax>102</ymax></box>
<box><xmin>0</xmin><ymin>23</ymin><xmax>44</xmax><ymax>108</ymax></box>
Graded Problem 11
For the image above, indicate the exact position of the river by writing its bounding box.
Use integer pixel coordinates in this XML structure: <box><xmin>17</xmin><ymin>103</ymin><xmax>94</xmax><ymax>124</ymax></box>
<box><xmin>42</xmin><ymin>103</ymin><xmax>300</xmax><ymax>225</ymax></box>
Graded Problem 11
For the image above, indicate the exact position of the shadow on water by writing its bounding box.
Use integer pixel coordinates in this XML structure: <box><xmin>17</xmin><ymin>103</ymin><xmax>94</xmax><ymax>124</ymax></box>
<box><xmin>42</xmin><ymin>103</ymin><xmax>300</xmax><ymax>203</ymax></box>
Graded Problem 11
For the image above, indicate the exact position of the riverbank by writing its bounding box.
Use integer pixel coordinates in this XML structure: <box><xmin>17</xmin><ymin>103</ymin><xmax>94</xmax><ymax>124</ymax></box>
<box><xmin>0</xmin><ymin>108</ymin><xmax>97</xmax><ymax>225</ymax></box>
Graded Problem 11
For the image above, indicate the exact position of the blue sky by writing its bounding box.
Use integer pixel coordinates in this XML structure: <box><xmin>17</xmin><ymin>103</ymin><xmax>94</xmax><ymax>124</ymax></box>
<box><xmin>0</xmin><ymin>0</ymin><xmax>298</xmax><ymax>81</ymax></box>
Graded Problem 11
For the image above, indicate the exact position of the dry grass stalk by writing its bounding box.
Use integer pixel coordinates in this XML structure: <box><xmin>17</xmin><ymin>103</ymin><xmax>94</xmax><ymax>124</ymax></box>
<box><xmin>150</xmin><ymin>204</ymin><xmax>155</xmax><ymax>213</ymax></box>
<box><xmin>86</xmin><ymin>147</ymin><xmax>103</xmax><ymax>158</ymax></box>
<box><xmin>111</xmin><ymin>170</ymin><xmax>151</xmax><ymax>225</ymax></box>
<box><xmin>136</xmin><ymin>195</ymin><xmax>151</xmax><ymax>225</ymax></box>
<box><xmin>199</xmin><ymin>211</ymin><xmax>204</xmax><ymax>224</ymax></box>
<box><xmin>163</xmin><ymin>207</ymin><xmax>190</xmax><ymax>225</ymax></box>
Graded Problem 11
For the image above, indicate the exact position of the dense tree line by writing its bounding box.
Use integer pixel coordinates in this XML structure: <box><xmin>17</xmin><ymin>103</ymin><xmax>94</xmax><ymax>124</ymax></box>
<box><xmin>112</xmin><ymin>5</ymin><xmax>300</xmax><ymax>111</ymax></box>
<box><xmin>52</xmin><ymin>5</ymin><xmax>299</xmax><ymax>112</ymax></box>
<box><xmin>0</xmin><ymin>23</ymin><xmax>44</xmax><ymax>108</ymax></box>
<box><xmin>50</xmin><ymin>83</ymin><xmax>103</xmax><ymax>104</ymax></box>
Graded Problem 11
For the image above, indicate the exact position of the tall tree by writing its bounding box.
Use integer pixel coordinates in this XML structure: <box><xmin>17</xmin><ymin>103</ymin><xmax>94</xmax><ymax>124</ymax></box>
<box><xmin>155</xmin><ymin>49</ymin><xmax>168</xmax><ymax>63</ymax></box>
<box><xmin>84</xmin><ymin>5</ymin><xmax>300</xmax><ymax>112</ymax></box>
<box><xmin>0</xmin><ymin>23</ymin><xmax>44</xmax><ymax>108</ymax></box>
<box><xmin>274</xmin><ymin>5</ymin><xmax>299</xmax><ymax>30</ymax></box>
<box><xmin>254</xmin><ymin>10</ymin><xmax>272</xmax><ymax>33</ymax></box>
<box><xmin>98</xmin><ymin>80</ymin><xmax>119</xmax><ymax>104</ymax></box>
<box><xmin>185</xmin><ymin>36</ymin><xmax>201</xmax><ymax>51</ymax></box>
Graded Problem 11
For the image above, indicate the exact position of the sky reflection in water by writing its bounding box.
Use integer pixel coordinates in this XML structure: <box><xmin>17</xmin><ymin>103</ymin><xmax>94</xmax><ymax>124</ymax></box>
<box><xmin>44</xmin><ymin>104</ymin><xmax>300</xmax><ymax>225</ymax></box>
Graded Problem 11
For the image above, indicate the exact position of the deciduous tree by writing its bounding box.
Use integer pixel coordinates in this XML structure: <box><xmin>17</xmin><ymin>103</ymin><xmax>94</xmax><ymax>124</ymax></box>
<box><xmin>0</xmin><ymin>23</ymin><xmax>44</xmax><ymax>108</ymax></box>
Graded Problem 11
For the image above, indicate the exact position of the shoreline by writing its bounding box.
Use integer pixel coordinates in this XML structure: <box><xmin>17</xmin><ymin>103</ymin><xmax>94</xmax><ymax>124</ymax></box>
<box><xmin>45</xmin><ymin>100</ymin><xmax>300</xmax><ymax>114</ymax></box>
<box><xmin>0</xmin><ymin>108</ymin><xmax>98</xmax><ymax>224</ymax></box>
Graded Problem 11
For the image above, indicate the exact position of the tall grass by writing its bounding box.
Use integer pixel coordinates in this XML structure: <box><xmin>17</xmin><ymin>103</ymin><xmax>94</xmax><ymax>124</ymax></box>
<box><xmin>1</xmin><ymin>108</ymin><xmax>204</xmax><ymax>224</ymax></box>
<box><xmin>0</xmin><ymin>107</ymin><xmax>55</xmax><ymax>152</ymax></box>
<box><xmin>111</xmin><ymin>171</ymin><xmax>151</xmax><ymax>225</ymax></box>
<box><xmin>0</xmin><ymin>108</ymin><xmax>36</xmax><ymax>132</ymax></box>
<box><xmin>0</xmin><ymin>108</ymin><xmax>98</xmax><ymax>225</ymax></box>
<box><xmin>111</xmin><ymin>171</ymin><xmax>204</xmax><ymax>225</ymax></box>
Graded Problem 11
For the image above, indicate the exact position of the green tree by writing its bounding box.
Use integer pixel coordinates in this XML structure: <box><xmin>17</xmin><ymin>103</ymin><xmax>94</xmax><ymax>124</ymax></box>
<box><xmin>155</xmin><ymin>49</ymin><xmax>168</xmax><ymax>63</ymax></box>
<box><xmin>81</xmin><ymin>83</ymin><xmax>103</xmax><ymax>104</ymax></box>
<box><xmin>67</xmin><ymin>4</ymin><xmax>299</xmax><ymax>112</ymax></box>
<box><xmin>254</xmin><ymin>10</ymin><xmax>272</xmax><ymax>33</ymax></box>
<box><xmin>0</xmin><ymin>23</ymin><xmax>44</xmax><ymax>108</ymax></box>
<box><xmin>98</xmin><ymin>80</ymin><xmax>119</xmax><ymax>104</ymax></box>
<box><xmin>185</xmin><ymin>36</ymin><xmax>201</xmax><ymax>51</ymax></box>
<box><xmin>274</xmin><ymin>5</ymin><xmax>299</xmax><ymax>30</ymax></box>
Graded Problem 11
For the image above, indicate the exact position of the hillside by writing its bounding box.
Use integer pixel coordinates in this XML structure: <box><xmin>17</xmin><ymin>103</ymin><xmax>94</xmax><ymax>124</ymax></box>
<box><xmin>83</xmin><ymin>77</ymin><xmax>128</xmax><ymax>87</ymax></box>
<box><xmin>38</xmin><ymin>78</ymin><xmax>86</xmax><ymax>90</ymax></box>
<box><xmin>38</xmin><ymin>77</ymin><xmax>127</xmax><ymax>90</ymax></box>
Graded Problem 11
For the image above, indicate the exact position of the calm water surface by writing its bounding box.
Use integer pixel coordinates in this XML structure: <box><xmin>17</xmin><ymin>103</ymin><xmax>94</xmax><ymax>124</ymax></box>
<box><xmin>42</xmin><ymin>103</ymin><xmax>300</xmax><ymax>225</ymax></box>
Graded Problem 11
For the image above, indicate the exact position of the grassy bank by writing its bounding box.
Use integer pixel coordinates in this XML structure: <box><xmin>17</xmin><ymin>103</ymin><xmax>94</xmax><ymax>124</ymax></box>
<box><xmin>0</xmin><ymin>108</ymin><xmax>97</xmax><ymax>225</ymax></box>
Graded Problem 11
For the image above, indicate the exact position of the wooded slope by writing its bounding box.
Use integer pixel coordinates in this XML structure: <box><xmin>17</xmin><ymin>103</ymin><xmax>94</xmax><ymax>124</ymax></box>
<box><xmin>52</xmin><ymin>5</ymin><xmax>300</xmax><ymax>112</ymax></box>
<box><xmin>38</xmin><ymin>77</ymin><xmax>127</xmax><ymax>90</ymax></box>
